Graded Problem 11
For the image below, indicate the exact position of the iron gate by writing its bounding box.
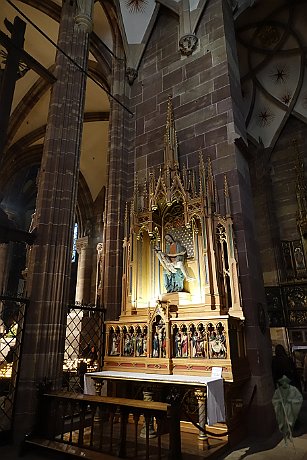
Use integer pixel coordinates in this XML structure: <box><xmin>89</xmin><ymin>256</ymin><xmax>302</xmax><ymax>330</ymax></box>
<box><xmin>0</xmin><ymin>298</ymin><xmax>105</xmax><ymax>438</ymax></box>
<box><xmin>63</xmin><ymin>304</ymin><xmax>105</xmax><ymax>393</ymax></box>
<box><xmin>0</xmin><ymin>292</ymin><xmax>29</xmax><ymax>440</ymax></box>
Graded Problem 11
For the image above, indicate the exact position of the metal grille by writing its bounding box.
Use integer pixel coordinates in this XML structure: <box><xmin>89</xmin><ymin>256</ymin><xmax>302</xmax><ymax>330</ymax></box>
<box><xmin>0</xmin><ymin>293</ymin><xmax>28</xmax><ymax>437</ymax></box>
<box><xmin>63</xmin><ymin>304</ymin><xmax>105</xmax><ymax>393</ymax></box>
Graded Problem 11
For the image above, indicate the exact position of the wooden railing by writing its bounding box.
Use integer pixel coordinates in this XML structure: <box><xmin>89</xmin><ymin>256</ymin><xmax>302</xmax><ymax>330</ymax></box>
<box><xmin>26</xmin><ymin>392</ymin><xmax>181</xmax><ymax>460</ymax></box>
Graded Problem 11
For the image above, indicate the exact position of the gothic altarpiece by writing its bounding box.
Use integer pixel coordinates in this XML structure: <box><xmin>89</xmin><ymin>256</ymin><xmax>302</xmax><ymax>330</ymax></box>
<box><xmin>267</xmin><ymin>141</ymin><xmax>307</xmax><ymax>350</ymax></box>
<box><xmin>104</xmin><ymin>99</ymin><xmax>249</xmax><ymax>384</ymax></box>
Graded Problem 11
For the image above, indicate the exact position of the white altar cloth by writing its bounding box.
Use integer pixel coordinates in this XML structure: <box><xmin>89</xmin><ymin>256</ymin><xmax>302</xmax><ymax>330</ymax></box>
<box><xmin>84</xmin><ymin>370</ymin><xmax>225</xmax><ymax>426</ymax></box>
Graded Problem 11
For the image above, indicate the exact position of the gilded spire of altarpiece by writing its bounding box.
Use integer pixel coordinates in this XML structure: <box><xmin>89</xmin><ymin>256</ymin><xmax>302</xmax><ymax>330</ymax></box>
<box><xmin>164</xmin><ymin>96</ymin><xmax>179</xmax><ymax>169</ymax></box>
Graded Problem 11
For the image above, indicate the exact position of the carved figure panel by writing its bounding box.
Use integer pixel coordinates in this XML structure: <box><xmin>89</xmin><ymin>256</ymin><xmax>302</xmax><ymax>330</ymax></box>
<box><xmin>207</xmin><ymin>322</ymin><xmax>227</xmax><ymax>359</ymax></box>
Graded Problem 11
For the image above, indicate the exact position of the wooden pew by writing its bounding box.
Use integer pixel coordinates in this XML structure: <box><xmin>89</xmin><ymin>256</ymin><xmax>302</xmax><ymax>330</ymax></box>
<box><xmin>24</xmin><ymin>391</ymin><xmax>181</xmax><ymax>460</ymax></box>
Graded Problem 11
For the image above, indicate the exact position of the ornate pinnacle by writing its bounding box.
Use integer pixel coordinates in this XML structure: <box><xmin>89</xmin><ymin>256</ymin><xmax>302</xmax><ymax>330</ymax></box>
<box><xmin>183</xmin><ymin>164</ymin><xmax>188</xmax><ymax>190</ymax></box>
<box><xmin>149</xmin><ymin>169</ymin><xmax>157</xmax><ymax>210</ymax></box>
<box><xmin>206</xmin><ymin>157</ymin><xmax>215</xmax><ymax>213</ymax></box>
<box><xmin>214</xmin><ymin>181</ymin><xmax>219</xmax><ymax>214</ymax></box>
<box><xmin>133</xmin><ymin>174</ymin><xmax>139</xmax><ymax>212</ymax></box>
<box><xmin>224</xmin><ymin>175</ymin><xmax>231</xmax><ymax>216</ymax></box>
<box><xmin>142</xmin><ymin>177</ymin><xmax>148</xmax><ymax>211</ymax></box>
<box><xmin>130</xmin><ymin>197</ymin><xmax>135</xmax><ymax>218</ymax></box>
<box><xmin>124</xmin><ymin>202</ymin><xmax>129</xmax><ymax>237</ymax></box>
<box><xmin>207</xmin><ymin>156</ymin><xmax>213</xmax><ymax>180</ymax></box>
<box><xmin>191</xmin><ymin>170</ymin><xmax>196</xmax><ymax>197</ymax></box>
<box><xmin>198</xmin><ymin>151</ymin><xmax>207</xmax><ymax>207</ymax></box>
<box><xmin>166</xmin><ymin>164</ymin><xmax>172</xmax><ymax>205</ymax></box>
<box><xmin>199</xmin><ymin>151</ymin><xmax>206</xmax><ymax>195</ymax></box>
<box><xmin>164</xmin><ymin>96</ymin><xmax>179</xmax><ymax>169</ymax></box>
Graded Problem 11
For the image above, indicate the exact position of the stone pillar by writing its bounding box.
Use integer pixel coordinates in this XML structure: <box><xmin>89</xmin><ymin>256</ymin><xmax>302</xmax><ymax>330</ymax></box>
<box><xmin>75</xmin><ymin>236</ymin><xmax>92</xmax><ymax>304</ymax></box>
<box><xmin>102</xmin><ymin>30</ymin><xmax>130</xmax><ymax>321</ymax></box>
<box><xmin>0</xmin><ymin>243</ymin><xmax>9</xmax><ymax>294</ymax></box>
<box><xmin>218</xmin><ymin>0</ymin><xmax>274</xmax><ymax>433</ymax></box>
<box><xmin>14</xmin><ymin>0</ymin><xmax>94</xmax><ymax>440</ymax></box>
<box><xmin>0</xmin><ymin>243</ymin><xmax>9</xmax><ymax>335</ymax></box>
<box><xmin>250</xmin><ymin>146</ymin><xmax>283</xmax><ymax>285</ymax></box>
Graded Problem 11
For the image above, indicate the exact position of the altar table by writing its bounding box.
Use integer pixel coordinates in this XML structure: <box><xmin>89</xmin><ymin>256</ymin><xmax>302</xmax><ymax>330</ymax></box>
<box><xmin>84</xmin><ymin>370</ymin><xmax>225</xmax><ymax>426</ymax></box>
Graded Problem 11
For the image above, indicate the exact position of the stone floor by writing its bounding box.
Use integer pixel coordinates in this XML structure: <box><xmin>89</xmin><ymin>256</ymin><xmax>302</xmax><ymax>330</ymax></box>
<box><xmin>219</xmin><ymin>399</ymin><xmax>307</xmax><ymax>460</ymax></box>
<box><xmin>0</xmin><ymin>443</ymin><xmax>64</xmax><ymax>460</ymax></box>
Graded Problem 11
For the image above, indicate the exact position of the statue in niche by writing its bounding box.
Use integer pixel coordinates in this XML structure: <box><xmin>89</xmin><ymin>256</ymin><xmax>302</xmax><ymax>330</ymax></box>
<box><xmin>136</xmin><ymin>333</ymin><xmax>143</xmax><ymax>356</ymax></box>
<box><xmin>159</xmin><ymin>326</ymin><xmax>166</xmax><ymax>357</ymax></box>
<box><xmin>142</xmin><ymin>333</ymin><xmax>147</xmax><ymax>356</ymax></box>
<box><xmin>209</xmin><ymin>329</ymin><xmax>226</xmax><ymax>359</ymax></box>
<box><xmin>181</xmin><ymin>332</ymin><xmax>188</xmax><ymax>357</ymax></box>
<box><xmin>155</xmin><ymin>234</ymin><xmax>194</xmax><ymax>293</ymax></box>
<box><xmin>192</xmin><ymin>331</ymin><xmax>206</xmax><ymax>358</ymax></box>
<box><xmin>294</xmin><ymin>246</ymin><xmax>305</xmax><ymax>270</ymax></box>
<box><xmin>191</xmin><ymin>332</ymin><xmax>199</xmax><ymax>357</ymax></box>
<box><xmin>152</xmin><ymin>319</ymin><xmax>166</xmax><ymax>358</ymax></box>
<box><xmin>174</xmin><ymin>332</ymin><xmax>182</xmax><ymax>357</ymax></box>
<box><xmin>96</xmin><ymin>242</ymin><xmax>103</xmax><ymax>290</ymax></box>
<box><xmin>110</xmin><ymin>332</ymin><xmax>120</xmax><ymax>355</ymax></box>
<box><xmin>123</xmin><ymin>333</ymin><xmax>133</xmax><ymax>356</ymax></box>
<box><xmin>152</xmin><ymin>332</ymin><xmax>159</xmax><ymax>357</ymax></box>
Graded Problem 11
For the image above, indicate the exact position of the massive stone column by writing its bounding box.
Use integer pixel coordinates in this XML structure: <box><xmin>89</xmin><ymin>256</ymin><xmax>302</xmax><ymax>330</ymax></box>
<box><xmin>219</xmin><ymin>1</ymin><xmax>275</xmax><ymax>432</ymax></box>
<box><xmin>102</xmin><ymin>30</ymin><xmax>130</xmax><ymax>321</ymax></box>
<box><xmin>0</xmin><ymin>243</ymin><xmax>9</xmax><ymax>336</ymax></box>
<box><xmin>14</xmin><ymin>0</ymin><xmax>94</xmax><ymax>439</ymax></box>
<box><xmin>0</xmin><ymin>243</ymin><xmax>9</xmax><ymax>294</ymax></box>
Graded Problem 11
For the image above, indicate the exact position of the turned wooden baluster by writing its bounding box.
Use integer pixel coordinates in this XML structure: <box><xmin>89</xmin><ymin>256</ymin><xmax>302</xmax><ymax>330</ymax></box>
<box><xmin>194</xmin><ymin>388</ymin><xmax>209</xmax><ymax>448</ymax></box>
<box><xmin>89</xmin><ymin>402</ymin><xmax>96</xmax><ymax>447</ymax></box>
<box><xmin>118</xmin><ymin>406</ymin><xmax>128</xmax><ymax>458</ymax></box>
<box><xmin>109</xmin><ymin>409</ymin><xmax>115</xmax><ymax>453</ymax></box>
<box><xmin>78</xmin><ymin>401</ymin><xmax>86</xmax><ymax>446</ymax></box>
<box><xmin>156</xmin><ymin>415</ymin><xmax>162</xmax><ymax>460</ymax></box>
<box><xmin>133</xmin><ymin>412</ymin><xmax>140</xmax><ymax>458</ymax></box>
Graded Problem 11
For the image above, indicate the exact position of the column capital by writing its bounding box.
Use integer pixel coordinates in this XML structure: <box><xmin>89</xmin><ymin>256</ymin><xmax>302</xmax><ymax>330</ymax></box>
<box><xmin>75</xmin><ymin>0</ymin><xmax>94</xmax><ymax>33</ymax></box>
<box><xmin>194</xmin><ymin>387</ymin><xmax>206</xmax><ymax>402</ymax></box>
<box><xmin>76</xmin><ymin>235</ymin><xmax>89</xmax><ymax>253</ymax></box>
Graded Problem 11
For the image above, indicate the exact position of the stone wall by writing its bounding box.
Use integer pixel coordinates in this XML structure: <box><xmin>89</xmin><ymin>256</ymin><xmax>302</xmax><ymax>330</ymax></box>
<box><xmin>251</xmin><ymin>116</ymin><xmax>307</xmax><ymax>286</ymax></box>
<box><xmin>122</xmin><ymin>0</ymin><xmax>275</xmax><ymax>433</ymax></box>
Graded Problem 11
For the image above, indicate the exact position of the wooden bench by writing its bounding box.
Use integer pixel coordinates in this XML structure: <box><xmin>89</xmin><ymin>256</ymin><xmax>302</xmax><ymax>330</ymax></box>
<box><xmin>25</xmin><ymin>391</ymin><xmax>181</xmax><ymax>460</ymax></box>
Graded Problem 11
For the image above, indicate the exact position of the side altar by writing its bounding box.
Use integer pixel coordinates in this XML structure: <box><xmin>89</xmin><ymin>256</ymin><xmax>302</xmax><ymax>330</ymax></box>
<box><xmin>103</xmin><ymin>98</ymin><xmax>249</xmax><ymax>385</ymax></box>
